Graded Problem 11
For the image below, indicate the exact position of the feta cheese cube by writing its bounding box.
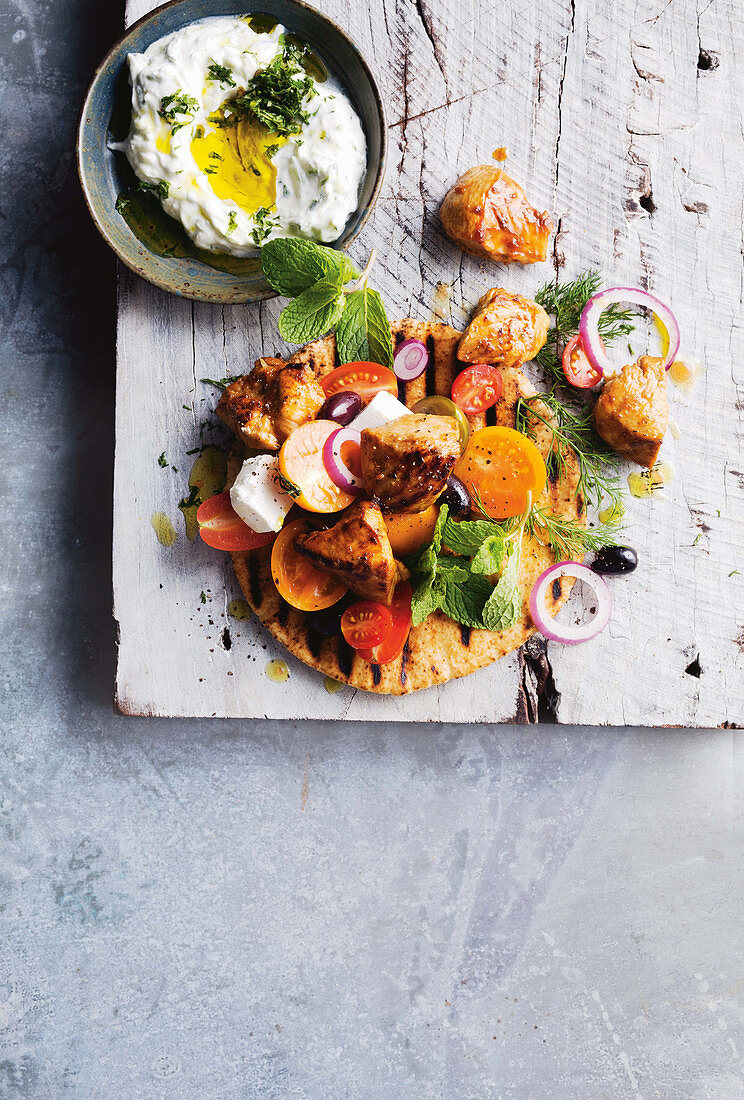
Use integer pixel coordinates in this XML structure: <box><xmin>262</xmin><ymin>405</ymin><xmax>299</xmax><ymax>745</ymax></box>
<box><xmin>348</xmin><ymin>390</ymin><xmax>411</xmax><ymax>433</ymax></box>
<box><xmin>230</xmin><ymin>453</ymin><xmax>294</xmax><ymax>534</ymax></box>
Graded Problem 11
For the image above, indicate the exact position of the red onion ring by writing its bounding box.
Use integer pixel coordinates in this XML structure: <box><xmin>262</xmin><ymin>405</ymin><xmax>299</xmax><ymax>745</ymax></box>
<box><xmin>529</xmin><ymin>562</ymin><xmax>612</xmax><ymax>645</ymax></box>
<box><xmin>394</xmin><ymin>338</ymin><xmax>429</xmax><ymax>381</ymax></box>
<box><xmin>579</xmin><ymin>286</ymin><xmax>680</xmax><ymax>376</ymax></box>
<box><xmin>322</xmin><ymin>427</ymin><xmax>362</xmax><ymax>495</ymax></box>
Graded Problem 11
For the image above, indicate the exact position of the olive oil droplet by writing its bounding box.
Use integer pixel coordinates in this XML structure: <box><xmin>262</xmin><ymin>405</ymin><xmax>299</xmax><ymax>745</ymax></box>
<box><xmin>151</xmin><ymin>512</ymin><xmax>177</xmax><ymax>546</ymax></box>
<box><xmin>628</xmin><ymin>462</ymin><xmax>674</xmax><ymax>498</ymax></box>
<box><xmin>228</xmin><ymin>598</ymin><xmax>251</xmax><ymax>622</ymax></box>
<box><xmin>266</xmin><ymin>658</ymin><xmax>289</xmax><ymax>683</ymax></box>
<box><xmin>324</xmin><ymin>676</ymin><xmax>344</xmax><ymax>695</ymax></box>
<box><xmin>599</xmin><ymin>500</ymin><xmax>626</xmax><ymax>525</ymax></box>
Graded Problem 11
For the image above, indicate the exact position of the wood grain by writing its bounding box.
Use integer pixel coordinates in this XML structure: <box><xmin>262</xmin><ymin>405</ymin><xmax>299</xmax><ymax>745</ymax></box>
<box><xmin>115</xmin><ymin>0</ymin><xmax>744</xmax><ymax>724</ymax></box>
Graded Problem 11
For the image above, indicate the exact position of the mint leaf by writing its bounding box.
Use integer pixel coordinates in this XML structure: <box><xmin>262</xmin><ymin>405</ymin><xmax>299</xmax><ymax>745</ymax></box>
<box><xmin>441</xmin><ymin>574</ymin><xmax>492</xmax><ymax>627</ymax></box>
<box><xmin>442</xmin><ymin>516</ymin><xmax>501</xmax><ymax>557</ymax></box>
<box><xmin>335</xmin><ymin>286</ymin><xmax>393</xmax><ymax>368</ymax></box>
<box><xmin>470</xmin><ymin>534</ymin><xmax>506</xmax><ymax>576</ymax></box>
<box><xmin>482</xmin><ymin>540</ymin><xmax>523</xmax><ymax>632</ymax></box>
<box><xmin>436</xmin><ymin>559</ymin><xmax>470</xmax><ymax>584</ymax></box>
<box><xmin>411</xmin><ymin>578</ymin><xmax>445</xmax><ymax>627</ymax></box>
<box><xmin>278</xmin><ymin>280</ymin><xmax>345</xmax><ymax>343</ymax></box>
<box><xmin>408</xmin><ymin>506</ymin><xmax>449</xmax><ymax>625</ymax></box>
<box><xmin>261</xmin><ymin>237</ymin><xmax>359</xmax><ymax>297</ymax></box>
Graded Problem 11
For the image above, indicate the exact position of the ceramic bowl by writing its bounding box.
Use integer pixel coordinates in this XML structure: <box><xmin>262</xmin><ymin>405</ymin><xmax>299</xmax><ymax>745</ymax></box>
<box><xmin>77</xmin><ymin>0</ymin><xmax>387</xmax><ymax>303</ymax></box>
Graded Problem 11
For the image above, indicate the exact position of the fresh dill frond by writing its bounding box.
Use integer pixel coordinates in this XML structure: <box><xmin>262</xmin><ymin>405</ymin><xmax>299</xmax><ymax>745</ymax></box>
<box><xmin>206</xmin><ymin>60</ymin><xmax>236</xmax><ymax>87</ymax></box>
<box><xmin>232</xmin><ymin>40</ymin><xmax>315</xmax><ymax>136</ymax></box>
<box><xmin>527</xmin><ymin>502</ymin><xmax>624</xmax><ymax>562</ymax></box>
<box><xmin>516</xmin><ymin>391</ymin><xmax>624</xmax><ymax>511</ymax></box>
<box><xmin>534</xmin><ymin>272</ymin><xmax>636</xmax><ymax>382</ymax></box>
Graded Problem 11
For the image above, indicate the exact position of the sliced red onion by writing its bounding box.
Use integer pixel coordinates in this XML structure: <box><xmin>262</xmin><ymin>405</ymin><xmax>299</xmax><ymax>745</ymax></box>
<box><xmin>394</xmin><ymin>338</ymin><xmax>429</xmax><ymax>381</ymax></box>
<box><xmin>529</xmin><ymin>561</ymin><xmax>612</xmax><ymax>645</ymax></box>
<box><xmin>322</xmin><ymin>427</ymin><xmax>362</xmax><ymax>495</ymax></box>
<box><xmin>579</xmin><ymin>286</ymin><xmax>680</xmax><ymax>376</ymax></box>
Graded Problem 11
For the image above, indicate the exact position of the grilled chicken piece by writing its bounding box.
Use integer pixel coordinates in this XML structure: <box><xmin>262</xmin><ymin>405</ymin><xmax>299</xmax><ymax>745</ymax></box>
<box><xmin>295</xmin><ymin>500</ymin><xmax>401</xmax><ymax>605</ymax></box>
<box><xmin>360</xmin><ymin>414</ymin><xmax>460</xmax><ymax>513</ymax></box>
<box><xmin>216</xmin><ymin>356</ymin><xmax>325</xmax><ymax>451</ymax></box>
<box><xmin>440</xmin><ymin>166</ymin><xmax>552</xmax><ymax>265</ymax></box>
<box><xmin>458</xmin><ymin>287</ymin><xmax>549</xmax><ymax>365</ymax></box>
<box><xmin>593</xmin><ymin>356</ymin><xmax>668</xmax><ymax>468</ymax></box>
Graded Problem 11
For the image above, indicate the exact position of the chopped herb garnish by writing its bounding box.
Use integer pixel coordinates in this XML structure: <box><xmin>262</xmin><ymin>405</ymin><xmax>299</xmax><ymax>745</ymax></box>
<box><xmin>132</xmin><ymin>179</ymin><xmax>170</xmax><ymax>200</ymax></box>
<box><xmin>226</xmin><ymin>210</ymin><xmax>238</xmax><ymax>235</ymax></box>
<box><xmin>204</xmin><ymin>167</ymin><xmax>217</xmax><ymax>175</ymax></box>
<box><xmin>206</xmin><ymin>60</ymin><xmax>236</xmax><ymax>87</ymax></box>
<box><xmin>265</xmin><ymin>143</ymin><xmax>280</xmax><ymax>157</ymax></box>
<box><xmin>201</xmin><ymin>376</ymin><xmax>240</xmax><ymax>390</ymax></box>
<box><xmin>231</xmin><ymin>40</ymin><xmax>315</xmax><ymax>135</ymax></box>
<box><xmin>158</xmin><ymin>90</ymin><xmax>198</xmax><ymax>129</ymax></box>
<box><xmin>208</xmin><ymin>151</ymin><xmax>223</xmax><ymax>160</ymax></box>
<box><xmin>251</xmin><ymin>205</ymin><xmax>280</xmax><ymax>246</ymax></box>
<box><xmin>179</xmin><ymin>485</ymin><xmax>200</xmax><ymax>509</ymax></box>
<box><xmin>200</xmin><ymin>591</ymin><xmax>208</xmax><ymax>604</ymax></box>
<box><xmin>158</xmin><ymin>451</ymin><xmax>168</xmax><ymax>468</ymax></box>
<box><xmin>278</xmin><ymin>472</ymin><xmax>301</xmax><ymax>498</ymax></box>
<box><xmin>730</xmin><ymin>570</ymin><xmax>741</xmax><ymax>577</ymax></box>
<box><xmin>186</xmin><ymin>447</ymin><xmax>201</xmax><ymax>455</ymax></box>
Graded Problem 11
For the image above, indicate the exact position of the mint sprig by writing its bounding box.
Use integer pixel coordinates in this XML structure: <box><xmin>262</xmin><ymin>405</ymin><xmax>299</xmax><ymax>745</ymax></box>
<box><xmin>260</xmin><ymin>238</ymin><xmax>393</xmax><ymax>368</ymax></box>
<box><xmin>406</xmin><ymin>506</ymin><xmax>525</xmax><ymax>632</ymax></box>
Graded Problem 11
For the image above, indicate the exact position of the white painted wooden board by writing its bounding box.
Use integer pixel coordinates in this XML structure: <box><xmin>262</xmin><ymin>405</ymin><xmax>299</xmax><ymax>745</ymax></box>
<box><xmin>114</xmin><ymin>0</ymin><xmax>744</xmax><ymax>724</ymax></box>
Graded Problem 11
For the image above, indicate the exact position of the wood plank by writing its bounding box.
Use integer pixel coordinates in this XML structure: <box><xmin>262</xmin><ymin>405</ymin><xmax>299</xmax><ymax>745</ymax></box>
<box><xmin>114</xmin><ymin>0</ymin><xmax>743</xmax><ymax>723</ymax></box>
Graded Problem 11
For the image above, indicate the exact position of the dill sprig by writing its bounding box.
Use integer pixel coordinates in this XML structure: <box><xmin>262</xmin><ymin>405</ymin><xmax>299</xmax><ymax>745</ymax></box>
<box><xmin>232</xmin><ymin>40</ymin><xmax>315</xmax><ymax>136</ymax></box>
<box><xmin>534</xmin><ymin>272</ymin><xmax>635</xmax><ymax>383</ymax></box>
<box><xmin>516</xmin><ymin>391</ymin><xmax>623</xmax><ymax>511</ymax></box>
<box><xmin>527</xmin><ymin>502</ymin><xmax>624</xmax><ymax>562</ymax></box>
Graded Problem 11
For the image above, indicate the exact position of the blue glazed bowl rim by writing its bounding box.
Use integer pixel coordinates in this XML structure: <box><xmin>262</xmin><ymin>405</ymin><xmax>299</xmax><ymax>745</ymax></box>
<box><xmin>77</xmin><ymin>0</ymin><xmax>388</xmax><ymax>303</ymax></box>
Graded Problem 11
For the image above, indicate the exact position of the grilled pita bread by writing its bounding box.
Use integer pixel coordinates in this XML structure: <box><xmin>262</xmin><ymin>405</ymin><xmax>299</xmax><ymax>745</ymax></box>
<box><xmin>228</xmin><ymin>320</ymin><xmax>584</xmax><ymax>695</ymax></box>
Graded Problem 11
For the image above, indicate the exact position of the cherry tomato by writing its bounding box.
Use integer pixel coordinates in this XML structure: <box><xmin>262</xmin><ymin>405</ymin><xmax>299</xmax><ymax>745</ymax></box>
<box><xmin>197</xmin><ymin>491</ymin><xmax>276</xmax><ymax>552</ymax></box>
<box><xmin>451</xmin><ymin>364</ymin><xmax>503</xmax><ymax>415</ymax></box>
<box><xmin>321</xmin><ymin>362</ymin><xmax>398</xmax><ymax>403</ymax></box>
<box><xmin>562</xmin><ymin>334</ymin><xmax>603</xmax><ymax>388</ymax></box>
<box><xmin>340</xmin><ymin>601</ymin><xmax>393</xmax><ymax>650</ymax></box>
<box><xmin>279</xmin><ymin>420</ymin><xmax>356</xmax><ymax>513</ymax></box>
<box><xmin>454</xmin><ymin>426</ymin><xmax>547</xmax><ymax>520</ymax></box>
<box><xmin>384</xmin><ymin>506</ymin><xmax>439</xmax><ymax>557</ymax></box>
<box><xmin>357</xmin><ymin>582</ymin><xmax>413</xmax><ymax>665</ymax></box>
<box><xmin>271</xmin><ymin>519</ymin><xmax>347</xmax><ymax>611</ymax></box>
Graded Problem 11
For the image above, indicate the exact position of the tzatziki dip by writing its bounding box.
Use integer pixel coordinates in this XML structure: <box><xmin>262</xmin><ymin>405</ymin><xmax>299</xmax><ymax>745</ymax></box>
<box><xmin>119</xmin><ymin>16</ymin><xmax>367</xmax><ymax>255</ymax></box>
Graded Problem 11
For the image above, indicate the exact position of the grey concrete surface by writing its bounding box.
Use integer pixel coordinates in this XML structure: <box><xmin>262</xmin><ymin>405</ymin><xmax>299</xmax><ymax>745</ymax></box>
<box><xmin>0</xmin><ymin>2</ymin><xmax>742</xmax><ymax>1097</ymax></box>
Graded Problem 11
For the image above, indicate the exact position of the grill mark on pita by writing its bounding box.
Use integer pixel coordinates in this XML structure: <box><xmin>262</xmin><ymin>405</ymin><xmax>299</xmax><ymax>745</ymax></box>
<box><xmin>332</xmin><ymin>340</ymin><xmax>340</xmax><ymax>369</ymax></box>
<box><xmin>425</xmin><ymin>334</ymin><xmax>436</xmax><ymax>395</ymax></box>
<box><xmin>400</xmin><ymin>639</ymin><xmax>410</xmax><ymax>685</ymax></box>
<box><xmin>486</xmin><ymin>406</ymin><xmax>497</xmax><ymax>427</ymax></box>
<box><xmin>337</xmin><ymin>637</ymin><xmax>353</xmax><ymax>677</ymax></box>
<box><xmin>248</xmin><ymin>554</ymin><xmax>262</xmax><ymax>607</ymax></box>
<box><xmin>460</xmin><ymin>625</ymin><xmax>471</xmax><ymax>646</ymax></box>
<box><xmin>306</xmin><ymin>626</ymin><xmax>323</xmax><ymax>658</ymax></box>
<box><xmin>371</xmin><ymin>662</ymin><xmax>382</xmax><ymax>686</ymax></box>
<box><xmin>577</xmin><ymin>495</ymin><xmax>584</xmax><ymax>516</ymax></box>
<box><xmin>277</xmin><ymin>598</ymin><xmax>290</xmax><ymax>626</ymax></box>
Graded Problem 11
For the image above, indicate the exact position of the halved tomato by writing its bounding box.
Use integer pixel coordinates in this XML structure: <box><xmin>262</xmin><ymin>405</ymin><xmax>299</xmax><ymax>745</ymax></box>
<box><xmin>197</xmin><ymin>492</ymin><xmax>276</xmax><ymax>552</ymax></box>
<box><xmin>271</xmin><ymin>519</ymin><xmax>347</xmax><ymax>611</ymax></box>
<box><xmin>384</xmin><ymin>506</ymin><xmax>439</xmax><ymax>557</ymax></box>
<box><xmin>454</xmin><ymin>426</ymin><xmax>547</xmax><ymax>519</ymax></box>
<box><xmin>562</xmin><ymin>334</ymin><xmax>603</xmax><ymax>388</ymax></box>
<box><xmin>279</xmin><ymin>420</ymin><xmax>356</xmax><ymax>513</ymax></box>
<box><xmin>357</xmin><ymin>581</ymin><xmax>413</xmax><ymax>665</ymax></box>
<box><xmin>451</xmin><ymin>364</ymin><xmax>503</xmax><ymax>415</ymax></box>
<box><xmin>341</xmin><ymin>601</ymin><xmax>393</xmax><ymax>650</ymax></box>
<box><xmin>321</xmin><ymin>362</ymin><xmax>398</xmax><ymax>403</ymax></box>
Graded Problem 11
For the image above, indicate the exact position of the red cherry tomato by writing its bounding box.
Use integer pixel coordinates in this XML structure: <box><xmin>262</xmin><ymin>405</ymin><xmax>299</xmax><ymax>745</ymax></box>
<box><xmin>321</xmin><ymin>362</ymin><xmax>398</xmax><ymax>402</ymax></box>
<box><xmin>451</xmin><ymin>364</ymin><xmax>503</xmax><ymax>415</ymax></box>
<box><xmin>340</xmin><ymin>601</ymin><xmax>393</xmax><ymax>650</ymax></box>
<box><xmin>356</xmin><ymin>582</ymin><xmax>413</xmax><ymax>665</ymax></box>
<box><xmin>562</xmin><ymin>334</ymin><xmax>603</xmax><ymax>388</ymax></box>
<box><xmin>197</xmin><ymin>491</ymin><xmax>276</xmax><ymax>552</ymax></box>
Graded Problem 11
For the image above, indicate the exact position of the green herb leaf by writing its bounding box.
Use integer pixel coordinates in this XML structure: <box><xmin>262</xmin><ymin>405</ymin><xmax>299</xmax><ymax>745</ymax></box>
<box><xmin>159</xmin><ymin>90</ymin><xmax>198</xmax><ymax>128</ymax></box>
<box><xmin>201</xmin><ymin>376</ymin><xmax>240</xmax><ymax>390</ymax></box>
<box><xmin>442</xmin><ymin>516</ymin><xmax>502</xmax><ymax>557</ymax></box>
<box><xmin>441</xmin><ymin>574</ymin><xmax>493</xmax><ymax>627</ymax></box>
<box><xmin>470</xmin><ymin>534</ymin><xmax>506</xmax><ymax>576</ymax></box>
<box><xmin>232</xmin><ymin>41</ymin><xmax>315</xmax><ymax>135</ymax></box>
<box><xmin>335</xmin><ymin>286</ymin><xmax>393</xmax><ymax>369</ymax></box>
<box><xmin>157</xmin><ymin>451</ymin><xmax>168</xmax><ymax>468</ymax></box>
<box><xmin>261</xmin><ymin>237</ymin><xmax>359</xmax><ymax>297</ymax></box>
<box><xmin>226</xmin><ymin>210</ymin><xmax>238</xmax><ymax>236</ymax></box>
<box><xmin>278</xmin><ymin>280</ymin><xmax>346</xmax><ymax>343</ymax></box>
<box><xmin>251</xmin><ymin>206</ymin><xmax>280</xmax><ymax>246</ymax></box>
<box><xmin>277</xmin><ymin>472</ymin><xmax>301</xmax><ymax>498</ymax></box>
<box><xmin>482</xmin><ymin>540</ymin><xmax>523</xmax><ymax>631</ymax></box>
<box><xmin>206</xmin><ymin>60</ymin><xmax>236</xmax><ymax>87</ymax></box>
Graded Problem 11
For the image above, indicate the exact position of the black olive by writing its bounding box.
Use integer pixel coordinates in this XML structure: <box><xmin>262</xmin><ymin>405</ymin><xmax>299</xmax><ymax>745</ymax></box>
<box><xmin>318</xmin><ymin>390</ymin><xmax>362</xmax><ymax>425</ymax></box>
<box><xmin>590</xmin><ymin>545</ymin><xmax>638</xmax><ymax>575</ymax></box>
<box><xmin>440</xmin><ymin>474</ymin><xmax>470</xmax><ymax>517</ymax></box>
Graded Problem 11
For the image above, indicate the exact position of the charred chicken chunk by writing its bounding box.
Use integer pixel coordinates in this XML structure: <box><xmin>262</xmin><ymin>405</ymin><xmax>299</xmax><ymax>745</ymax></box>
<box><xmin>458</xmin><ymin>288</ymin><xmax>550</xmax><ymax>365</ymax></box>
<box><xmin>440</xmin><ymin>166</ymin><xmax>552</xmax><ymax>265</ymax></box>
<box><xmin>360</xmin><ymin>414</ymin><xmax>460</xmax><ymax>513</ymax></box>
<box><xmin>295</xmin><ymin>500</ymin><xmax>401</xmax><ymax>605</ymax></box>
<box><xmin>216</xmin><ymin>356</ymin><xmax>325</xmax><ymax>452</ymax></box>
<box><xmin>593</xmin><ymin>355</ymin><xmax>668</xmax><ymax>468</ymax></box>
